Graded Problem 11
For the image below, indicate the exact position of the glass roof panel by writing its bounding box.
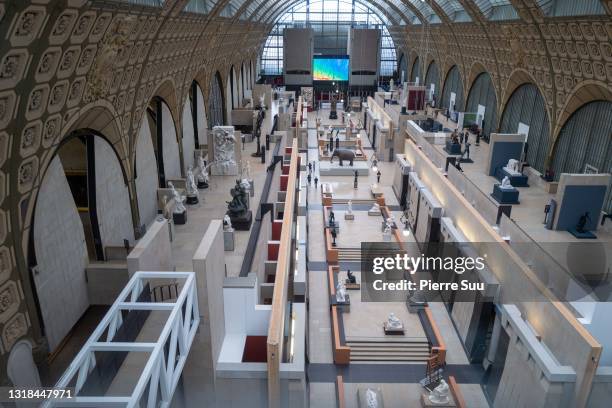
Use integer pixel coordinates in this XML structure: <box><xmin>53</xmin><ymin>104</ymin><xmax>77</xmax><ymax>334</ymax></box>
<box><xmin>472</xmin><ymin>0</ymin><xmax>519</xmax><ymax>20</ymax></box>
<box><xmin>219</xmin><ymin>0</ymin><xmax>248</xmax><ymax>17</ymax></box>
<box><xmin>535</xmin><ymin>0</ymin><xmax>606</xmax><ymax>17</ymax></box>
<box><xmin>433</xmin><ymin>0</ymin><xmax>472</xmax><ymax>22</ymax></box>
<box><xmin>183</xmin><ymin>0</ymin><xmax>217</xmax><ymax>14</ymax></box>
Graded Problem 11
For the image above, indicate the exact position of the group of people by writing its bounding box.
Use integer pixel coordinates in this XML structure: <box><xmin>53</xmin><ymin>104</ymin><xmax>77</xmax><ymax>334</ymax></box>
<box><xmin>306</xmin><ymin>161</ymin><xmax>319</xmax><ymax>188</ymax></box>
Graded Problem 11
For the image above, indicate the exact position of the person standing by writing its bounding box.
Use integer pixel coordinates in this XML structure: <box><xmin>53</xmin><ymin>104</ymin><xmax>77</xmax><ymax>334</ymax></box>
<box><xmin>314</xmin><ymin>177</ymin><xmax>319</xmax><ymax>188</ymax></box>
<box><xmin>307</xmin><ymin>173</ymin><xmax>312</xmax><ymax>185</ymax></box>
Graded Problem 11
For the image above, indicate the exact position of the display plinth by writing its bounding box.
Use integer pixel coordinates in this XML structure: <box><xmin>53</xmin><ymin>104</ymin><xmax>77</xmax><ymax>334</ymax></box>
<box><xmin>499</xmin><ymin>167</ymin><xmax>529</xmax><ymax>187</ymax></box>
<box><xmin>383</xmin><ymin>322</ymin><xmax>405</xmax><ymax>335</ymax></box>
<box><xmin>224</xmin><ymin>230</ymin><xmax>235</xmax><ymax>250</ymax></box>
<box><xmin>197</xmin><ymin>181</ymin><xmax>209</xmax><ymax>189</ymax></box>
<box><xmin>567</xmin><ymin>228</ymin><xmax>597</xmax><ymax>239</ymax></box>
<box><xmin>329</xmin><ymin>111</ymin><xmax>338</xmax><ymax>120</ymax></box>
<box><xmin>228</xmin><ymin>210</ymin><xmax>252</xmax><ymax>231</ymax></box>
<box><xmin>491</xmin><ymin>184</ymin><xmax>520</xmax><ymax>204</ymax></box>
<box><xmin>345</xmin><ymin>281</ymin><xmax>360</xmax><ymax>290</ymax></box>
<box><xmin>444</xmin><ymin>140</ymin><xmax>462</xmax><ymax>155</ymax></box>
<box><xmin>186</xmin><ymin>195</ymin><xmax>198</xmax><ymax>205</ymax></box>
<box><xmin>420</xmin><ymin>393</ymin><xmax>456</xmax><ymax>407</ymax></box>
<box><xmin>330</xmin><ymin>295</ymin><xmax>350</xmax><ymax>312</ymax></box>
<box><xmin>173</xmin><ymin>211</ymin><xmax>187</xmax><ymax>225</ymax></box>
<box><xmin>344</xmin><ymin>213</ymin><xmax>355</xmax><ymax>220</ymax></box>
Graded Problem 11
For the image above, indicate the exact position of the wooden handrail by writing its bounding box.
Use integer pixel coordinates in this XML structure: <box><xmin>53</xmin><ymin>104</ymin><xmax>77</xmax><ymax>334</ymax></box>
<box><xmin>267</xmin><ymin>139</ymin><xmax>298</xmax><ymax>408</ymax></box>
<box><xmin>448</xmin><ymin>376</ymin><xmax>466</xmax><ymax>408</ymax></box>
<box><xmin>336</xmin><ymin>375</ymin><xmax>346</xmax><ymax>408</ymax></box>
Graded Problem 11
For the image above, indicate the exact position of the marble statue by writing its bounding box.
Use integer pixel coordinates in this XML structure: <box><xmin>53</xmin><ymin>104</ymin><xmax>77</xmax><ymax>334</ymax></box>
<box><xmin>259</xmin><ymin>95</ymin><xmax>266</xmax><ymax>110</ymax></box>
<box><xmin>428</xmin><ymin>379</ymin><xmax>450</xmax><ymax>405</ymax></box>
<box><xmin>347</xmin><ymin>200</ymin><xmax>353</xmax><ymax>215</ymax></box>
<box><xmin>223</xmin><ymin>214</ymin><xmax>233</xmax><ymax>232</ymax></box>
<box><xmin>368</xmin><ymin>202</ymin><xmax>382</xmax><ymax>216</ymax></box>
<box><xmin>197</xmin><ymin>154</ymin><xmax>209</xmax><ymax>188</ymax></box>
<box><xmin>506</xmin><ymin>158</ymin><xmax>520</xmax><ymax>174</ymax></box>
<box><xmin>336</xmin><ymin>281</ymin><xmax>347</xmax><ymax>303</ymax></box>
<box><xmin>211</xmin><ymin>126</ymin><xmax>238</xmax><ymax>175</ymax></box>
<box><xmin>186</xmin><ymin>166</ymin><xmax>198</xmax><ymax>196</ymax></box>
<box><xmin>500</xmin><ymin>176</ymin><xmax>513</xmax><ymax>189</ymax></box>
<box><xmin>387</xmin><ymin>312</ymin><xmax>403</xmax><ymax>329</ymax></box>
<box><xmin>168</xmin><ymin>182</ymin><xmax>186</xmax><ymax>214</ymax></box>
<box><xmin>365</xmin><ymin>389</ymin><xmax>379</xmax><ymax>408</ymax></box>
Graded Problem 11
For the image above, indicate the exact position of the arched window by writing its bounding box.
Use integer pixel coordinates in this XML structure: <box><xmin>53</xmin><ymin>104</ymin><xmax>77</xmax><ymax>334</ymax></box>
<box><xmin>441</xmin><ymin>65</ymin><xmax>464</xmax><ymax>111</ymax></box>
<box><xmin>465</xmin><ymin>72</ymin><xmax>497</xmax><ymax>140</ymax></box>
<box><xmin>260</xmin><ymin>0</ymin><xmax>397</xmax><ymax>77</ymax></box>
<box><xmin>208</xmin><ymin>71</ymin><xmax>225</xmax><ymax>128</ymax></box>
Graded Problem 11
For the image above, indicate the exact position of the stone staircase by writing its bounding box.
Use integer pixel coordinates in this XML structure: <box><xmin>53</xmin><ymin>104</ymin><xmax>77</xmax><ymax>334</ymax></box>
<box><xmin>338</xmin><ymin>247</ymin><xmax>362</xmax><ymax>262</ymax></box>
<box><xmin>346</xmin><ymin>336</ymin><xmax>431</xmax><ymax>363</ymax></box>
<box><xmin>332</xmin><ymin>198</ymin><xmax>376</xmax><ymax>205</ymax></box>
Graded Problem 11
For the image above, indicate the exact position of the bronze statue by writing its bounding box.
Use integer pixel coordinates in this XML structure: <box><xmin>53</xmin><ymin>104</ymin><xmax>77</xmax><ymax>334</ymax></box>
<box><xmin>227</xmin><ymin>180</ymin><xmax>249</xmax><ymax>217</ymax></box>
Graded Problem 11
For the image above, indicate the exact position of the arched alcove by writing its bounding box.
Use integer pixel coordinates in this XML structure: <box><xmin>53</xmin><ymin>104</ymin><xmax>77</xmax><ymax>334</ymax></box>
<box><xmin>146</xmin><ymin>97</ymin><xmax>182</xmax><ymax>186</ymax></box>
<box><xmin>424</xmin><ymin>60</ymin><xmax>440</xmax><ymax>101</ymax></box>
<box><xmin>465</xmin><ymin>72</ymin><xmax>497</xmax><ymax>139</ymax></box>
<box><xmin>410</xmin><ymin>56</ymin><xmax>421</xmax><ymax>84</ymax></box>
<box><xmin>499</xmin><ymin>83</ymin><xmax>550</xmax><ymax>173</ymax></box>
<box><xmin>441</xmin><ymin>65</ymin><xmax>464</xmax><ymax>111</ymax></box>
<box><xmin>135</xmin><ymin>117</ymin><xmax>159</xmax><ymax>228</ymax></box>
<box><xmin>398</xmin><ymin>53</ymin><xmax>408</xmax><ymax>83</ymax></box>
<box><xmin>551</xmin><ymin>100</ymin><xmax>612</xmax><ymax>213</ymax></box>
<box><xmin>209</xmin><ymin>71</ymin><xmax>225</xmax><ymax>128</ymax></box>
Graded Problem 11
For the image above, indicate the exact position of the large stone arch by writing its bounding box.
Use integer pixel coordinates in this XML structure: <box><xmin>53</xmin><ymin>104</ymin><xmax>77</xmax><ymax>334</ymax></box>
<box><xmin>552</xmin><ymin>80</ymin><xmax>612</xmax><ymax>142</ymax></box>
<box><xmin>465</xmin><ymin>61</ymin><xmax>491</xmax><ymax>103</ymax></box>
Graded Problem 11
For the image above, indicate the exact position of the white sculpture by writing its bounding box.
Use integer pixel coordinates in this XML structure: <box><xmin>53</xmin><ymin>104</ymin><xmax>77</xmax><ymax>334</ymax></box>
<box><xmin>336</xmin><ymin>281</ymin><xmax>347</xmax><ymax>303</ymax></box>
<box><xmin>428</xmin><ymin>379</ymin><xmax>450</xmax><ymax>405</ymax></box>
<box><xmin>223</xmin><ymin>214</ymin><xmax>233</xmax><ymax>232</ymax></box>
<box><xmin>259</xmin><ymin>95</ymin><xmax>265</xmax><ymax>109</ymax></box>
<box><xmin>506</xmin><ymin>158</ymin><xmax>520</xmax><ymax>174</ymax></box>
<box><xmin>368</xmin><ymin>202</ymin><xmax>381</xmax><ymax>216</ymax></box>
<box><xmin>365</xmin><ymin>389</ymin><xmax>379</xmax><ymax>408</ymax></box>
<box><xmin>211</xmin><ymin>126</ymin><xmax>238</xmax><ymax>175</ymax></box>
<box><xmin>197</xmin><ymin>154</ymin><xmax>209</xmax><ymax>185</ymax></box>
<box><xmin>347</xmin><ymin>200</ymin><xmax>353</xmax><ymax>215</ymax></box>
<box><xmin>500</xmin><ymin>176</ymin><xmax>513</xmax><ymax>189</ymax></box>
<box><xmin>168</xmin><ymin>182</ymin><xmax>186</xmax><ymax>214</ymax></box>
<box><xmin>387</xmin><ymin>312</ymin><xmax>403</xmax><ymax>329</ymax></box>
<box><xmin>186</xmin><ymin>166</ymin><xmax>198</xmax><ymax>197</ymax></box>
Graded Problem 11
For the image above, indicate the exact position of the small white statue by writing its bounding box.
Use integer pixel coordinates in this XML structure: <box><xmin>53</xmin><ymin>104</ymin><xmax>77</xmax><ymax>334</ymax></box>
<box><xmin>186</xmin><ymin>166</ymin><xmax>198</xmax><ymax>197</ymax></box>
<box><xmin>198</xmin><ymin>154</ymin><xmax>209</xmax><ymax>185</ymax></box>
<box><xmin>368</xmin><ymin>202</ymin><xmax>381</xmax><ymax>215</ymax></box>
<box><xmin>387</xmin><ymin>312</ymin><xmax>402</xmax><ymax>329</ymax></box>
<box><xmin>500</xmin><ymin>176</ymin><xmax>513</xmax><ymax>189</ymax></box>
<box><xmin>347</xmin><ymin>200</ymin><xmax>353</xmax><ymax>215</ymax></box>
<box><xmin>428</xmin><ymin>379</ymin><xmax>450</xmax><ymax>405</ymax></box>
<box><xmin>259</xmin><ymin>95</ymin><xmax>265</xmax><ymax>109</ymax></box>
<box><xmin>365</xmin><ymin>389</ymin><xmax>379</xmax><ymax>408</ymax></box>
<box><xmin>168</xmin><ymin>182</ymin><xmax>186</xmax><ymax>214</ymax></box>
<box><xmin>223</xmin><ymin>214</ymin><xmax>233</xmax><ymax>232</ymax></box>
<box><xmin>507</xmin><ymin>158</ymin><xmax>520</xmax><ymax>174</ymax></box>
<box><xmin>336</xmin><ymin>281</ymin><xmax>347</xmax><ymax>303</ymax></box>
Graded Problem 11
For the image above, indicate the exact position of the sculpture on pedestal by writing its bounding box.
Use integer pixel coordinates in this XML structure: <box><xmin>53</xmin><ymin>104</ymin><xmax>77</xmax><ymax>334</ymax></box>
<box><xmin>330</xmin><ymin>149</ymin><xmax>355</xmax><ymax>166</ymax></box>
<box><xmin>211</xmin><ymin>126</ymin><xmax>238</xmax><ymax>175</ymax></box>
<box><xmin>329</xmin><ymin>96</ymin><xmax>338</xmax><ymax>120</ymax></box>
<box><xmin>169</xmin><ymin>182</ymin><xmax>186</xmax><ymax>214</ymax></box>
<box><xmin>185</xmin><ymin>166</ymin><xmax>199</xmax><ymax>204</ymax></box>
<box><xmin>226</xmin><ymin>179</ymin><xmax>252</xmax><ymax>230</ymax></box>
<box><xmin>336</xmin><ymin>281</ymin><xmax>346</xmax><ymax>302</ymax></box>
<box><xmin>347</xmin><ymin>270</ymin><xmax>356</xmax><ymax>284</ymax></box>
<box><xmin>365</xmin><ymin>389</ymin><xmax>379</xmax><ymax>408</ymax></box>
<box><xmin>500</xmin><ymin>176</ymin><xmax>513</xmax><ymax>189</ymax></box>
<box><xmin>387</xmin><ymin>312</ymin><xmax>402</xmax><ymax>329</ymax></box>
<box><xmin>368</xmin><ymin>202</ymin><xmax>381</xmax><ymax>215</ymax></box>
<box><xmin>506</xmin><ymin>158</ymin><xmax>520</xmax><ymax>174</ymax></box>
<box><xmin>428</xmin><ymin>379</ymin><xmax>450</xmax><ymax>405</ymax></box>
<box><xmin>223</xmin><ymin>214</ymin><xmax>233</xmax><ymax>232</ymax></box>
<box><xmin>197</xmin><ymin>154</ymin><xmax>209</xmax><ymax>188</ymax></box>
<box><xmin>576</xmin><ymin>212</ymin><xmax>591</xmax><ymax>233</ymax></box>
<box><xmin>354</xmin><ymin>171</ymin><xmax>358</xmax><ymax>189</ymax></box>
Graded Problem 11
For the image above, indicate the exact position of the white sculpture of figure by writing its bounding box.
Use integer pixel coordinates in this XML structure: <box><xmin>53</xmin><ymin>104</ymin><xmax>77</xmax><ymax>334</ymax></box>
<box><xmin>428</xmin><ymin>379</ymin><xmax>450</xmax><ymax>405</ymax></box>
<box><xmin>211</xmin><ymin>126</ymin><xmax>238</xmax><ymax>175</ymax></box>
<box><xmin>387</xmin><ymin>312</ymin><xmax>403</xmax><ymax>329</ymax></box>
<box><xmin>365</xmin><ymin>389</ymin><xmax>379</xmax><ymax>408</ymax></box>
<box><xmin>259</xmin><ymin>95</ymin><xmax>265</xmax><ymax>109</ymax></box>
<box><xmin>198</xmin><ymin>154</ymin><xmax>209</xmax><ymax>185</ymax></box>
<box><xmin>500</xmin><ymin>176</ymin><xmax>513</xmax><ymax>189</ymax></box>
<box><xmin>223</xmin><ymin>214</ymin><xmax>233</xmax><ymax>232</ymax></box>
<box><xmin>506</xmin><ymin>158</ymin><xmax>520</xmax><ymax>174</ymax></box>
<box><xmin>368</xmin><ymin>202</ymin><xmax>381</xmax><ymax>215</ymax></box>
<box><xmin>336</xmin><ymin>281</ymin><xmax>347</xmax><ymax>303</ymax></box>
<box><xmin>347</xmin><ymin>200</ymin><xmax>353</xmax><ymax>215</ymax></box>
<box><xmin>186</xmin><ymin>166</ymin><xmax>198</xmax><ymax>196</ymax></box>
<box><xmin>168</xmin><ymin>182</ymin><xmax>186</xmax><ymax>214</ymax></box>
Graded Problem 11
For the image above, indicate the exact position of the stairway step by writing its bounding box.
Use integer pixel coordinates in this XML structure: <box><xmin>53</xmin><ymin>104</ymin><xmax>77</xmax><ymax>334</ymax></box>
<box><xmin>350</xmin><ymin>350</ymin><xmax>430</xmax><ymax>356</ymax></box>
<box><xmin>348</xmin><ymin>344</ymin><xmax>430</xmax><ymax>350</ymax></box>
<box><xmin>350</xmin><ymin>355</ymin><xmax>430</xmax><ymax>361</ymax></box>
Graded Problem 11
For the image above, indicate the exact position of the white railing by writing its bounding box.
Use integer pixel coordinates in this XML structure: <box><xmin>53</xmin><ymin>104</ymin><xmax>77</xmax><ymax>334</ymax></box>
<box><xmin>43</xmin><ymin>271</ymin><xmax>200</xmax><ymax>408</ymax></box>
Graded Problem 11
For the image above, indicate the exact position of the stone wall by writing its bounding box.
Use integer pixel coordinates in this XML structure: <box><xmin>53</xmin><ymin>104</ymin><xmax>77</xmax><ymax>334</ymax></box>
<box><xmin>135</xmin><ymin>118</ymin><xmax>159</xmax><ymax>229</ymax></box>
<box><xmin>32</xmin><ymin>156</ymin><xmax>89</xmax><ymax>351</ymax></box>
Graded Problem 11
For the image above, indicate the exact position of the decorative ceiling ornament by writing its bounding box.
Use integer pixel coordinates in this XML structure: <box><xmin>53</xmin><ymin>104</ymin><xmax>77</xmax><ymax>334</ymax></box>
<box><xmin>84</xmin><ymin>15</ymin><xmax>135</xmax><ymax>103</ymax></box>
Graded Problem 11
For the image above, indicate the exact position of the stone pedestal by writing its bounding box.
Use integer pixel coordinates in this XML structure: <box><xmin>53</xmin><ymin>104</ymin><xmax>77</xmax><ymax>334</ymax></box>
<box><xmin>420</xmin><ymin>393</ymin><xmax>456</xmax><ymax>407</ymax></box>
<box><xmin>224</xmin><ymin>230</ymin><xmax>235</xmax><ymax>251</ymax></box>
<box><xmin>491</xmin><ymin>184</ymin><xmax>520</xmax><ymax>204</ymax></box>
<box><xmin>383</xmin><ymin>322</ymin><xmax>405</xmax><ymax>335</ymax></box>
<box><xmin>228</xmin><ymin>210</ymin><xmax>253</xmax><ymax>231</ymax></box>
<box><xmin>344</xmin><ymin>213</ymin><xmax>354</xmax><ymax>220</ymax></box>
<box><xmin>330</xmin><ymin>295</ymin><xmax>350</xmax><ymax>312</ymax></box>
<box><xmin>197</xmin><ymin>181</ymin><xmax>209</xmax><ymax>189</ymax></box>
<box><xmin>173</xmin><ymin>210</ymin><xmax>187</xmax><ymax>225</ymax></box>
<box><xmin>186</xmin><ymin>194</ymin><xmax>199</xmax><ymax>205</ymax></box>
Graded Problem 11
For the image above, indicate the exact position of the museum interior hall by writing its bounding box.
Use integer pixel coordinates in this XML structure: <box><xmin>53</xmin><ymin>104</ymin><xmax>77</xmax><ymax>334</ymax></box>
<box><xmin>0</xmin><ymin>0</ymin><xmax>612</xmax><ymax>407</ymax></box>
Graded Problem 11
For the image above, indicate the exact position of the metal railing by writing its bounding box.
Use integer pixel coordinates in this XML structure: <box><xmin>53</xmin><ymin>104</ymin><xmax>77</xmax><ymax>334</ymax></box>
<box><xmin>43</xmin><ymin>271</ymin><xmax>199</xmax><ymax>408</ymax></box>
